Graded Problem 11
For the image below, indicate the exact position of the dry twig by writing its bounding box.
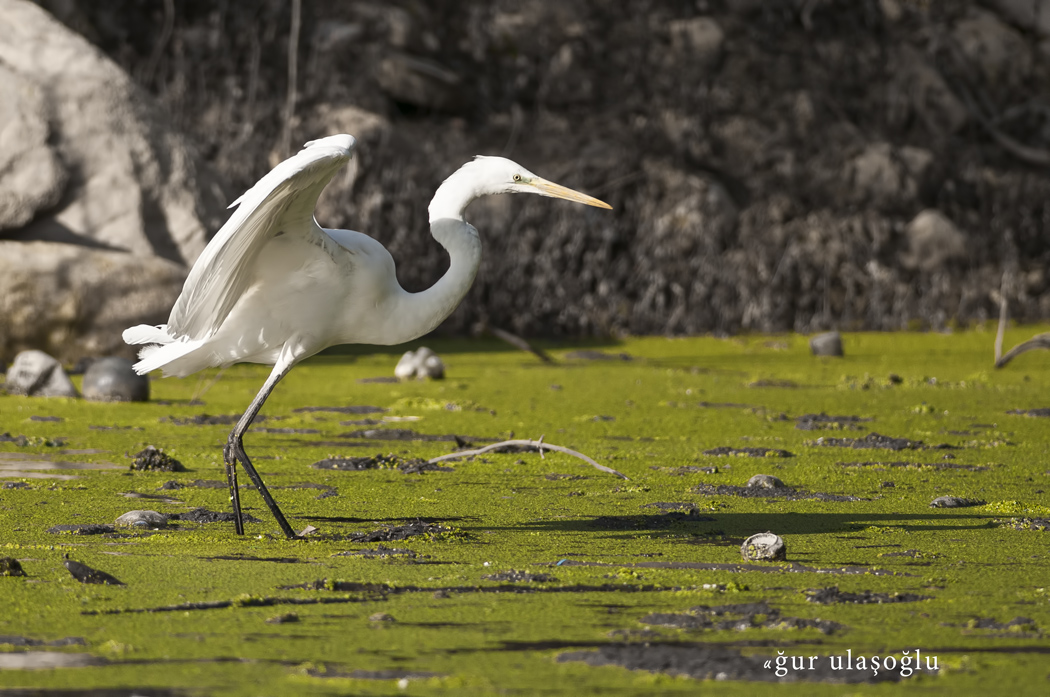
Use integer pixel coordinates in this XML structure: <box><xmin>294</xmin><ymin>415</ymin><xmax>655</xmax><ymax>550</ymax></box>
<box><xmin>428</xmin><ymin>439</ymin><xmax>628</xmax><ymax>480</ymax></box>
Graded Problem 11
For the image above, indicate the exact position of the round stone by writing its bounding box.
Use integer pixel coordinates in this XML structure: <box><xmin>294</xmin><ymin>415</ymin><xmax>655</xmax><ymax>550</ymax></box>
<box><xmin>746</xmin><ymin>474</ymin><xmax>786</xmax><ymax>489</ymax></box>
<box><xmin>740</xmin><ymin>532</ymin><xmax>786</xmax><ymax>562</ymax></box>
<box><xmin>115</xmin><ymin>510</ymin><xmax>169</xmax><ymax>528</ymax></box>
<box><xmin>82</xmin><ymin>357</ymin><xmax>149</xmax><ymax>402</ymax></box>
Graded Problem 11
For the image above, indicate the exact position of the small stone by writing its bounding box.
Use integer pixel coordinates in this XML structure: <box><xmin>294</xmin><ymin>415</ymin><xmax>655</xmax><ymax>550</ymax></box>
<box><xmin>394</xmin><ymin>347</ymin><xmax>445</xmax><ymax>380</ymax></box>
<box><xmin>4</xmin><ymin>350</ymin><xmax>78</xmax><ymax>398</ymax></box>
<box><xmin>809</xmin><ymin>331</ymin><xmax>844</xmax><ymax>357</ymax></box>
<box><xmin>130</xmin><ymin>446</ymin><xmax>185</xmax><ymax>472</ymax></box>
<box><xmin>369</xmin><ymin>612</ymin><xmax>396</xmax><ymax>622</ymax></box>
<box><xmin>63</xmin><ymin>558</ymin><xmax>124</xmax><ymax>585</ymax></box>
<box><xmin>115</xmin><ymin>510</ymin><xmax>169</xmax><ymax>528</ymax></box>
<box><xmin>741</xmin><ymin>532</ymin><xmax>786</xmax><ymax>562</ymax></box>
<box><xmin>82</xmin><ymin>357</ymin><xmax>149</xmax><ymax>402</ymax></box>
<box><xmin>266</xmin><ymin>613</ymin><xmax>300</xmax><ymax>624</ymax></box>
<box><xmin>930</xmin><ymin>496</ymin><xmax>984</xmax><ymax>508</ymax></box>
<box><xmin>746</xmin><ymin>474</ymin><xmax>786</xmax><ymax>489</ymax></box>
<box><xmin>0</xmin><ymin>557</ymin><xmax>27</xmax><ymax>576</ymax></box>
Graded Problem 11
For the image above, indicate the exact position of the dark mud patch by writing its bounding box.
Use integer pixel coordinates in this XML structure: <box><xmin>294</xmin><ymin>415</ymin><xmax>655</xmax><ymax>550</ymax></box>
<box><xmin>796</xmin><ymin>414</ymin><xmax>872</xmax><ymax>431</ymax></box>
<box><xmin>158</xmin><ymin>479</ymin><xmax>227</xmax><ymax>490</ymax></box>
<box><xmin>955</xmin><ymin>616</ymin><xmax>1039</xmax><ymax>633</ymax></box>
<box><xmin>838</xmin><ymin>461</ymin><xmax>991</xmax><ymax>472</ymax></box>
<box><xmin>339</xmin><ymin>419</ymin><xmax>382</xmax><ymax>426</ymax></box>
<box><xmin>642</xmin><ymin>502</ymin><xmax>702</xmax><ymax>513</ymax></box>
<box><xmin>203</xmin><ymin>554</ymin><xmax>305</xmax><ymax>564</ymax></box>
<box><xmin>0</xmin><ymin>635</ymin><xmax>85</xmax><ymax>647</ymax></box>
<box><xmin>1006</xmin><ymin>408</ymin><xmax>1050</xmax><ymax>417</ymax></box>
<box><xmin>130</xmin><ymin>446</ymin><xmax>185</xmax><ymax>472</ymax></box>
<box><xmin>64</xmin><ymin>558</ymin><xmax>124</xmax><ymax>585</ymax></box>
<box><xmin>748</xmin><ymin>379</ymin><xmax>798</xmax><ymax>388</ymax></box>
<box><xmin>337</xmin><ymin>428</ymin><xmax>484</xmax><ymax>443</ymax></box>
<box><xmin>358</xmin><ymin>376</ymin><xmax>399</xmax><ymax>384</ymax></box>
<box><xmin>554</xmin><ymin>559</ymin><xmax>912</xmax><ymax>577</ymax></box>
<box><xmin>29</xmin><ymin>415</ymin><xmax>63</xmax><ymax>422</ymax></box>
<box><xmin>2</xmin><ymin>481</ymin><xmax>31</xmax><ymax>489</ymax></box>
<box><xmin>0</xmin><ymin>557</ymin><xmax>27</xmax><ymax>576</ymax></box>
<box><xmin>651</xmin><ymin>465</ymin><xmax>718</xmax><ymax>475</ymax></box>
<box><xmin>251</xmin><ymin>427</ymin><xmax>320</xmax><ymax>434</ymax></box>
<box><xmin>48</xmin><ymin>524</ymin><xmax>116</xmax><ymax>535</ymax></box>
<box><xmin>0</xmin><ymin>432</ymin><xmax>64</xmax><ymax>447</ymax></box>
<box><xmin>805</xmin><ymin>586</ymin><xmax>931</xmax><ymax>605</ymax></box>
<box><xmin>642</xmin><ymin>601</ymin><xmax>843</xmax><ymax>635</ymax></box>
<box><xmin>545</xmin><ymin>473</ymin><xmax>588</xmax><ymax>480</ymax></box>
<box><xmin>349</xmin><ymin>520</ymin><xmax>458</xmax><ymax>543</ymax></box>
<box><xmin>304</xmin><ymin>667</ymin><xmax>444</xmax><ymax>681</ymax></box>
<box><xmin>172</xmin><ymin>508</ymin><xmax>262</xmax><ymax>524</ymax></box>
<box><xmin>333</xmin><ymin>546</ymin><xmax>419</xmax><ymax>559</ymax></box>
<box><xmin>556</xmin><ymin>643</ymin><xmax>903</xmax><ymax>683</ymax></box>
<box><xmin>481</xmin><ymin>570</ymin><xmax>557</xmax><ymax>583</ymax></box>
<box><xmin>89</xmin><ymin>424</ymin><xmax>144</xmax><ymax>431</ymax></box>
<box><xmin>690</xmin><ymin>483</ymin><xmax>862</xmax><ymax>502</ymax></box>
<box><xmin>564</xmin><ymin>350</ymin><xmax>632</xmax><ymax>361</ymax></box>
<box><xmin>702</xmin><ymin>447</ymin><xmax>794</xmax><ymax>458</ymax></box>
<box><xmin>812</xmin><ymin>433</ymin><xmax>956</xmax><ymax>451</ymax></box>
<box><xmin>311</xmin><ymin>454</ymin><xmax>453</xmax><ymax>473</ymax></box>
<box><xmin>163</xmin><ymin>414</ymin><xmax>272</xmax><ymax>426</ymax></box>
<box><xmin>293</xmin><ymin>405</ymin><xmax>387</xmax><ymax>415</ymax></box>
<box><xmin>590</xmin><ymin>510</ymin><xmax>716</xmax><ymax>531</ymax></box>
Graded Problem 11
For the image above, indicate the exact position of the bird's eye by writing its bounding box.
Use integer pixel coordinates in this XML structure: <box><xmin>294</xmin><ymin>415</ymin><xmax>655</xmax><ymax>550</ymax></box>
<box><xmin>513</xmin><ymin>174</ymin><xmax>522</xmax><ymax>182</ymax></box>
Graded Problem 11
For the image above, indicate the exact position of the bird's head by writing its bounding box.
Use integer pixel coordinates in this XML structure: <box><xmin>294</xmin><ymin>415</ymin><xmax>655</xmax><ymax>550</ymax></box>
<box><xmin>463</xmin><ymin>156</ymin><xmax>612</xmax><ymax>208</ymax></box>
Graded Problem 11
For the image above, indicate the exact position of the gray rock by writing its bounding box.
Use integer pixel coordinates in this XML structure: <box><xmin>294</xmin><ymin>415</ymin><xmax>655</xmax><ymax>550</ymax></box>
<box><xmin>901</xmin><ymin>210</ymin><xmax>967</xmax><ymax>272</ymax></box>
<box><xmin>668</xmin><ymin>17</ymin><xmax>724</xmax><ymax>68</ymax></box>
<box><xmin>930</xmin><ymin>496</ymin><xmax>984</xmax><ymax>508</ymax></box>
<box><xmin>0</xmin><ymin>62</ymin><xmax>66</xmax><ymax>230</ymax></box>
<box><xmin>741</xmin><ymin>532</ymin><xmax>786</xmax><ymax>562</ymax></box>
<box><xmin>847</xmin><ymin>142</ymin><xmax>932</xmax><ymax>207</ymax></box>
<box><xmin>4</xmin><ymin>350</ymin><xmax>77</xmax><ymax>397</ymax></box>
<box><xmin>0</xmin><ymin>557</ymin><xmax>26</xmax><ymax>576</ymax></box>
<box><xmin>82</xmin><ymin>356</ymin><xmax>149</xmax><ymax>402</ymax></box>
<box><xmin>394</xmin><ymin>346</ymin><xmax>445</xmax><ymax>380</ymax></box>
<box><xmin>809</xmin><ymin>331</ymin><xmax>844</xmax><ymax>357</ymax></box>
<box><xmin>746</xmin><ymin>474</ymin><xmax>786</xmax><ymax>489</ymax></box>
<box><xmin>115</xmin><ymin>510</ymin><xmax>169</xmax><ymax>528</ymax></box>
<box><xmin>0</xmin><ymin>0</ymin><xmax>227</xmax><ymax>362</ymax></box>
<box><xmin>953</xmin><ymin>9</ymin><xmax>1031</xmax><ymax>86</ymax></box>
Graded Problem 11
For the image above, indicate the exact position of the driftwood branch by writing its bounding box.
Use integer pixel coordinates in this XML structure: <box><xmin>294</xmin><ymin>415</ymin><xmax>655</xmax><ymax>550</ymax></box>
<box><xmin>995</xmin><ymin>333</ymin><xmax>1050</xmax><ymax>369</ymax></box>
<box><xmin>428</xmin><ymin>439</ymin><xmax>628</xmax><ymax>480</ymax></box>
<box><xmin>485</xmin><ymin>324</ymin><xmax>555</xmax><ymax>363</ymax></box>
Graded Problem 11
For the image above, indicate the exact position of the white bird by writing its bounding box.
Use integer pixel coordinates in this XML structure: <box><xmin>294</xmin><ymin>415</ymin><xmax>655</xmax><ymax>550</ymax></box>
<box><xmin>123</xmin><ymin>134</ymin><xmax>611</xmax><ymax>538</ymax></box>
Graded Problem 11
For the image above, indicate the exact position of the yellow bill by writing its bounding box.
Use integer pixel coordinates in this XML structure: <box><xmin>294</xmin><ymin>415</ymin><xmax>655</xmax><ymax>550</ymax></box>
<box><xmin>531</xmin><ymin>178</ymin><xmax>612</xmax><ymax>209</ymax></box>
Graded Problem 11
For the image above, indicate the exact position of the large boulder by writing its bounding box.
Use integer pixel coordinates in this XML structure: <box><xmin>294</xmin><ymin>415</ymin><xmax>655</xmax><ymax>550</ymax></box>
<box><xmin>0</xmin><ymin>0</ymin><xmax>227</xmax><ymax>361</ymax></box>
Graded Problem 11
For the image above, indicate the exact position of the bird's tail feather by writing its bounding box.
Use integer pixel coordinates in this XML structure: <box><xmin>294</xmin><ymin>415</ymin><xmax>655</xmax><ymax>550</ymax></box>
<box><xmin>130</xmin><ymin>338</ymin><xmax>208</xmax><ymax>377</ymax></box>
<box><xmin>122</xmin><ymin>324</ymin><xmax>175</xmax><ymax>345</ymax></box>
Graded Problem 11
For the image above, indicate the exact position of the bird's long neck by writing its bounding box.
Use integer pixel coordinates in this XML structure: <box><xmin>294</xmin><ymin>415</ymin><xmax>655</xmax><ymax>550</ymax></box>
<box><xmin>390</xmin><ymin>172</ymin><xmax>484</xmax><ymax>342</ymax></box>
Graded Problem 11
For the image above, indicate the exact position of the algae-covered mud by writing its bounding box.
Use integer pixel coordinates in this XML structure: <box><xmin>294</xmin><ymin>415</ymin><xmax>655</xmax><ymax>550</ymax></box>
<box><xmin>1</xmin><ymin>329</ymin><xmax>1049</xmax><ymax>696</ymax></box>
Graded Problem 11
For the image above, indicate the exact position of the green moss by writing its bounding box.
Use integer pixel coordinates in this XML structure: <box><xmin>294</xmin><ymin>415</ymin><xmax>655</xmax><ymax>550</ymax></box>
<box><xmin>1</xmin><ymin>328</ymin><xmax>1049</xmax><ymax>694</ymax></box>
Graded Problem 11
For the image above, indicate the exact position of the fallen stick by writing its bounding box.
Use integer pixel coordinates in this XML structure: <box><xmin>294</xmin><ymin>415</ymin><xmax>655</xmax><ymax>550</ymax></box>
<box><xmin>428</xmin><ymin>438</ymin><xmax>628</xmax><ymax>480</ymax></box>
<box><xmin>995</xmin><ymin>333</ymin><xmax>1050</xmax><ymax>369</ymax></box>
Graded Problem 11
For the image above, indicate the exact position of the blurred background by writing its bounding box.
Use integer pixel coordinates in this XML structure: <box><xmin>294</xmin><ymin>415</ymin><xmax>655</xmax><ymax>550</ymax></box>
<box><xmin>1</xmin><ymin>0</ymin><xmax>1049</xmax><ymax>363</ymax></box>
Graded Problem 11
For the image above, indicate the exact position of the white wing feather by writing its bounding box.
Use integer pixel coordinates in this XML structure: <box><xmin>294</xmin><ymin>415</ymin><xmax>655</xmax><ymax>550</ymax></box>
<box><xmin>167</xmin><ymin>134</ymin><xmax>357</xmax><ymax>340</ymax></box>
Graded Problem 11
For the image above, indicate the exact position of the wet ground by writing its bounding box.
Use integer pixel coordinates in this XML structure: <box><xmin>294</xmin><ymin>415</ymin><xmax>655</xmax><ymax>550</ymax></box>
<box><xmin>0</xmin><ymin>331</ymin><xmax>1048</xmax><ymax>695</ymax></box>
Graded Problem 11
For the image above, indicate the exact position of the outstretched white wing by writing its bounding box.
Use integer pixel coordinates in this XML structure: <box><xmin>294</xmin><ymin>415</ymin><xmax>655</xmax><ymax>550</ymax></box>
<box><xmin>167</xmin><ymin>134</ymin><xmax>357</xmax><ymax>340</ymax></box>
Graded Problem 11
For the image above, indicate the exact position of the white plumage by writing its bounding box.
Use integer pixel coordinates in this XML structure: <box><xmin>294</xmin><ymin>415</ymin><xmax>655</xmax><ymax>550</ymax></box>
<box><xmin>124</xmin><ymin>133</ymin><xmax>611</xmax><ymax>538</ymax></box>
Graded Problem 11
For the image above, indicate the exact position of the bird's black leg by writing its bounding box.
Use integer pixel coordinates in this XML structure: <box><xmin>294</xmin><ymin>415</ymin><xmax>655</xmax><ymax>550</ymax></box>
<box><xmin>222</xmin><ymin>457</ymin><xmax>244</xmax><ymax>535</ymax></box>
<box><xmin>222</xmin><ymin>357</ymin><xmax>298</xmax><ymax>539</ymax></box>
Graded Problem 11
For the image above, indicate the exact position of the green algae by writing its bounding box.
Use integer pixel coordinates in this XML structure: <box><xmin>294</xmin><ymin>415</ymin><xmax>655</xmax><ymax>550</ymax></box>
<box><xmin>0</xmin><ymin>328</ymin><xmax>1049</xmax><ymax>695</ymax></box>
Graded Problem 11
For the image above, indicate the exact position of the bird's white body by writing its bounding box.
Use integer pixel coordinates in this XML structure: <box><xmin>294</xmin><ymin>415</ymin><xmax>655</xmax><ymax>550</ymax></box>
<box><xmin>122</xmin><ymin>133</ymin><xmax>609</xmax><ymax>538</ymax></box>
<box><xmin>125</xmin><ymin>134</ymin><xmax>487</xmax><ymax>377</ymax></box>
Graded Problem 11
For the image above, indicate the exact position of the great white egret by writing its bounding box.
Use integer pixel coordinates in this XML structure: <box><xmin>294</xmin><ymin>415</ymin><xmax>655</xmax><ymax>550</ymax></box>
<box><xmin>123</xmin><ymin>134</ymin><xmax>611</xmax><ymax>539</ymax></box>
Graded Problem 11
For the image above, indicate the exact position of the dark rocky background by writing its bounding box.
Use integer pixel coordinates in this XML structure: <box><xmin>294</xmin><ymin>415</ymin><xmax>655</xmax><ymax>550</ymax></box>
<box><xmin>27</xmin><ymin>0</ymin><xmax>1050</xmax><ymax>339</ymax></box>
